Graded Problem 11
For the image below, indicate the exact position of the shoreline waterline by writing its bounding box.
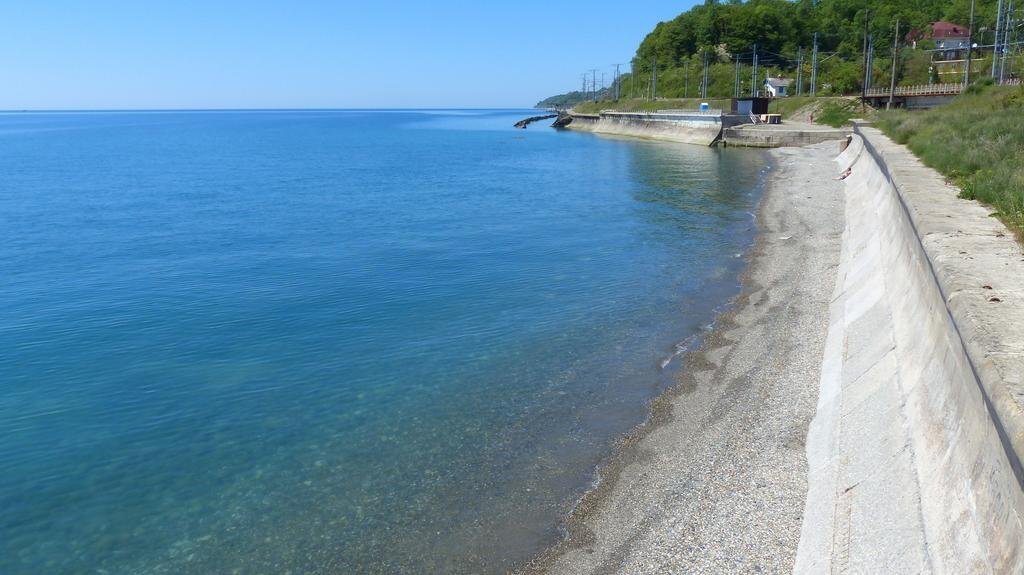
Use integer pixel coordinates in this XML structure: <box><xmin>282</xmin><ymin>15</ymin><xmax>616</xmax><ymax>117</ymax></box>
<box><xmin>520</xmin><ymin>142</ymin><xmax>846</xmax><ymax>574</ymax></box>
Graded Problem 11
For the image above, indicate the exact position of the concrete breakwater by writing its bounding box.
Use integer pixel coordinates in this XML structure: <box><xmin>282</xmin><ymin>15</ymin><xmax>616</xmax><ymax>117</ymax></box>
<box><xmin>514</xmin><ymin>113</ymin><xmax>558</xmax><ymax>129</ymax></box>
<box><xmin>796</xmin><ymin>127</ymin><xmax>1024</xmax><ymax>572</ymax></box>
<box><xmin>562</xmin><ymin>111</ymin><xmax>736</xmax><ymax>146</ymax></box>
<box><xmin>560</xmin><ymin>110</ymin><xmax>849</xmax><ymax>148</ymax></box>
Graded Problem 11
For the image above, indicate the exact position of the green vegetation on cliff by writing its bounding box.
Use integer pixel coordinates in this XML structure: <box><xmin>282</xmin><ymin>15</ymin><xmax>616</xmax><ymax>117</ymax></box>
<box><xmin>535</xmin><ymin>91</ymin><xmax>601</xmax><ymax>109</ymax></box>
<box><xmin>541</xmin><ymin>0</ymin><xmax>1017</xmax><ymax>105</ymax></box>
<box><xmin>878</xmin><ymin>83</ymin><xmax>1024</xmax><ymax>236</ymax></box>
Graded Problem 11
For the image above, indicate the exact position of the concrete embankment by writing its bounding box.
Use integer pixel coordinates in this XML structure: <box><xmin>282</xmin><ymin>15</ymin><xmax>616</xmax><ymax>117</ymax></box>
<box><xmin>563</xmin><ymin>111</ymin><xmax>849</xmax><ymax>148</ymax></box>
<box><xmin>564</xmin><ymin>111</ymin><xmax>730</xmax><ymax>146</ymax></box>
<box><xmin>722</xmin><ymin>122</ymin><xmax>850</xmax><ymax>148</ymax></box>
<box><xmin>532</xmin><ymin>120</ymin><xmax>1023</xmax><ymax>573</ymax></box>
<box><xmin>796</xmin><ymin>127</ymin><xmax>1024</xmax><ymax>572</ymax></box>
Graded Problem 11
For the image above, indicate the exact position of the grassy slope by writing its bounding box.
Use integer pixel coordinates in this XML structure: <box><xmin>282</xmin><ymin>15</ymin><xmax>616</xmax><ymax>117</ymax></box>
<box><xmin>768</xmin><ymin>96</ymin><xmax>866</xmax><ymax>127</ymax></box>
<box><xmin>877</xmin><ymin>83</ymin><xmax>1024</xmax><ymax>237</ymax></box>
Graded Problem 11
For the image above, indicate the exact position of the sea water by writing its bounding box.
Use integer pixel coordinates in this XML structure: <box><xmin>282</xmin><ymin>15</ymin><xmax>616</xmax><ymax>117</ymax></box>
<box><xmin>0</xmin><ymin>109</ymin><xmax>766</xmax><ymax>573</ymax></box>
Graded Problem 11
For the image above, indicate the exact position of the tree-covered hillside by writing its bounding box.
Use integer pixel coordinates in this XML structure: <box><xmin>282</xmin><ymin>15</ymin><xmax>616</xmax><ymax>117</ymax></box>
<box><xmin>539</xmin><ymin>0</ymin><xmax>1015</xmax><ymax>105</ymax></box>
<box><xmin>536</xmin><ymin>90</ymin><xmax>609</xmax><ymax>109</ymax></box>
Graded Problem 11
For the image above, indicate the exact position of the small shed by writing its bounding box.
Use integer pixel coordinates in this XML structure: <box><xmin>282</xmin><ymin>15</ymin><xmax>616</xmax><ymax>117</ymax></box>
<box><xmin>764</xmin><ymin>77</ymin><xmax>793</xmax><ymax>98</ymax></box>
<box><xmin>731</xmin><ymin>97</ymin><xmax>770</xmax><ymax>115</ymax></box>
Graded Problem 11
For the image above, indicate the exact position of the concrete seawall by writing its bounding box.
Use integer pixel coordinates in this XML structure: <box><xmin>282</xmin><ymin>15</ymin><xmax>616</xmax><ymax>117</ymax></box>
<box><xmin>565</xmin><ymin>112</ymin><xmax>726</xmax><ymax>146</ymax></box>
<box><xmin>796</xmin><ymin>128</ymin><xmax>1024</xmax><ymax>572</ymax></box>
<box><xmin>564</xmin><ymin>111</ymin><xmax>849</xmax><ymax>148</ymax></box>
<box><xmin>722</xmin><ymin>123</ymin><xmax>850</xmax><ymax>148</ymax></box>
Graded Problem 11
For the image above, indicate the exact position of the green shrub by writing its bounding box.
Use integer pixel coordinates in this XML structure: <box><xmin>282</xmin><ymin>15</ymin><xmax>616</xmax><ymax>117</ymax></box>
<box><xmin>877</xmin><ymin>84</ymin><xmax>1024</xmax><ymax>237</ymax></box>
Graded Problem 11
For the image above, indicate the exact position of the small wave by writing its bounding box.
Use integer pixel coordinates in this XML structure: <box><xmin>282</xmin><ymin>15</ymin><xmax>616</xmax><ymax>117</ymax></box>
<box><xmin>659</xmin><ymin>331</ymin><xmax>702</xmax><ymax>370</ymax></box>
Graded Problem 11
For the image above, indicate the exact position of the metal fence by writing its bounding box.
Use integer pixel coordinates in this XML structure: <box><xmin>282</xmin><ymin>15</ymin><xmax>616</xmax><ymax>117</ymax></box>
<box><xmin>864</xmin><ymin>83</ymin><xmax>964</xmax><ymax>97</ymax></box>
<box><xmin>865</xmin><ymin>79</ymin><xmax>1021</xmax><ymax>97</ymax></box>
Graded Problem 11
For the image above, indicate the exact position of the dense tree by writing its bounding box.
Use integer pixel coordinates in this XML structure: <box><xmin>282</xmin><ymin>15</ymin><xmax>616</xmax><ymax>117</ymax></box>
<box><xmin>537</xmin><ymin>0</ymin><xmax>1015</xmax><ymax>105</ymax></box>
<box><xmin>625</xmin><ymin>0</ymin><xmax>1003</xmax><ymax>96</ymax></box>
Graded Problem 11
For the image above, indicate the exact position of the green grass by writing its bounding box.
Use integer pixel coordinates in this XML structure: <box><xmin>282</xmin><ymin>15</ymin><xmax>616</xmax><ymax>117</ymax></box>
<box><xmin>767</xmin><ymin>96</ymin><xmax>865</xmax><ymax>126</ymax></box>
<box><xmin>877</xmin><ymin>83</ymin><xmax>1024</xmax><ymax>238</ymax></box>
<box><xmin>767</xmin><ymin>96</ymin><xmax>815</xmax><ymax>117</ymax></box>
<box><xmin>814</xmin><ymin>100</ymin><xmax>862</xmax><ymax>127</ymax></box>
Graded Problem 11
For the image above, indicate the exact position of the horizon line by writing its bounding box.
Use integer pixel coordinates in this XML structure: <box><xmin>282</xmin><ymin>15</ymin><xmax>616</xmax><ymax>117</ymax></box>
<box><xmin>0</xmin><ymin>106</ymin><xmax>542</xmax><ymax>114</ymax></box>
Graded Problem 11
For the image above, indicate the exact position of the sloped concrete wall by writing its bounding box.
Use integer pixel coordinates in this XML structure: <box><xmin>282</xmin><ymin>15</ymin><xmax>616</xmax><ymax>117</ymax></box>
<box><xmin>795</xmin><ymin>131</ymin><xmax>1024</xmax><ymax>573</ymax></box>
<box><xmin>566</xmin><ymin>113</ymin><xmax>722</xmax><ymax>146</ymax></box>
<box><xmin>721</xmin><ymin>126</ymin><xmax>850</xmax><ymax>148</ymax></box>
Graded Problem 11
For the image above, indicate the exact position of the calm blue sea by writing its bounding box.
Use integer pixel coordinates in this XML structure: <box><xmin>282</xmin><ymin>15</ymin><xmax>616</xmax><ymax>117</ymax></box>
<box><xmin>0</xmin><ymin>109</ymin><xmax>766</xmax><ymax>573</ymax></box>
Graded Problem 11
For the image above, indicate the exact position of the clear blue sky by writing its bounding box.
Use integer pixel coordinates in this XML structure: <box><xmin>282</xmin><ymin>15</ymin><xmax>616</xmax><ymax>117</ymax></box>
<box><xmin>0</xmin><ymin>1</ymin><xmax>699</xmax><ymax>110</ymax></box>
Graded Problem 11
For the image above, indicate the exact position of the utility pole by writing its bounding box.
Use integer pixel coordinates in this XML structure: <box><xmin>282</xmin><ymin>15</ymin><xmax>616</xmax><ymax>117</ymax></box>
<box><xmin>965</xmin><ymin>0</ymin><xmax>976</xmax><ymax>85</ymax></box>
<box><xmin>734</xmin><ymin>54</ymin><xmax>741</xmax><ymax>97</ymax></box>
<box><xmin>796</xmin><ymin>47</ymin><xmax>804</xmax><ymax>95</ymax></box>
<box><xmin>888</xmin><ymin>19</ymin><xmax>900</xmax><ymax>109</ymax></box>
<box><xmin>628</xmin><ymin>63</ymin><xmax>633</xmax><ymax>99</ymax></box>
<box><xmin>999</xmin><ymin>0</ymin><xmax>1014</xmax><ymax>82</ymax></box>
<box><xmin>701</xmin><ymin>50</ymin><xmax>709</xmax><ymax>98</ymax></box>
<box><xmin>700</xmin><ymin>50</ymin><xmax>708</xmax><ymax>97</ymax></box>
<box><xmin>699</xmin><ymin>51</ymin><xmax>704</xmax><ymax>99</ymax></box>
<box><xmin>861</xmin><ymin>10</ymin><xmax>870</xmax><ymax>109</ymax></box>
<box><xmin>811</xmin><ymin>32</ymin><xmax>819</xmax><ymax>96</ymax></box>
<box><xmin>685</xmin><ymin>60</ymin><xmax>690</xmax><ymax>98</ymax></box>
<box><xmin>993</xmin><ymin>0</ymin><xmax>1005</xmax><ymax>78</ymax></box>
<box><xmin>614</xmin><ymin>64</ymin><xmax>621</xmax><ymax>100</ymax></box>
<box><xmin>651</xmin><ymin>57</ymin><xmax>658</xmax><ymax>101</ymax></box>
<box><xmin>589</xmin><ymin>69</ymin><xmax>598</xmax><ymax>102</ymax></box>
<box><xmin>866</xmin><ymin>37</ymin><xmax>875</xmax><ymax>89</ymax></box>
<box><xmin>751</xmin><ymin>43</ymin><xmax>758</xmax><ymax>96</ymax></box>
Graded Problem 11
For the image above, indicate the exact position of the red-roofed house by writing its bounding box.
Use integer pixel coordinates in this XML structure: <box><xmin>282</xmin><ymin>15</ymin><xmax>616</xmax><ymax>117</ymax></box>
<box><xmin>931</xmin><ymin>21</ymin><xmax>972</xmax><ymax>60</ymax></box>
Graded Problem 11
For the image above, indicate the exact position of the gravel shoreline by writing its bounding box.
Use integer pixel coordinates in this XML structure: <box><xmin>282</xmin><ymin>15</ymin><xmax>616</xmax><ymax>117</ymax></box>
<box><xmin>520</xmin><ymin>142</ymin><xmax>846</xmax><ymax>574</ymax></box>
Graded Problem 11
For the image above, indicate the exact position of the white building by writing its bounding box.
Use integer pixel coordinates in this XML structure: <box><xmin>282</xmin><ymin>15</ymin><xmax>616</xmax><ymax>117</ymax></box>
<box><xmin>764</xmin><ymin>77</ymin><xmax>793</xmax><ymax>97</ymax></box>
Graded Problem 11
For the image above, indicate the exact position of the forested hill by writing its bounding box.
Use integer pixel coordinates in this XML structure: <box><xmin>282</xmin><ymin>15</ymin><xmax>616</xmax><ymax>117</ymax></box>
<box><xmin>635</xmin><ymin>0</ymin><xmax>982</xmax><ymax>65</ymax></box>
<box><xmin>538</xmin><ymin>0</ymin><xmax>1006</xmax><ymax>106</ymax></box>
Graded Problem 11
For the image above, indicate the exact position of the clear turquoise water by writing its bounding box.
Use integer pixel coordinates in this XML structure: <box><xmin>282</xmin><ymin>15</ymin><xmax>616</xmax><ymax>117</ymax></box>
<box><xmin>0</xmin><ymin>109</ymin><xmax>766</xmax><ymax>573</ymax></box>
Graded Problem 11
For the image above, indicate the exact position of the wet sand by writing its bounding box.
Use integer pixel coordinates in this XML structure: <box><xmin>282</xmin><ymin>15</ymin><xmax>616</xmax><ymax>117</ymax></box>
<box><xmin>520</xmin><ymin>142</ymin><xmax>845</xmax><ymax>574</ymax></box>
